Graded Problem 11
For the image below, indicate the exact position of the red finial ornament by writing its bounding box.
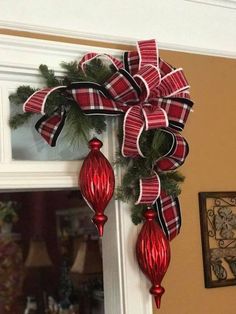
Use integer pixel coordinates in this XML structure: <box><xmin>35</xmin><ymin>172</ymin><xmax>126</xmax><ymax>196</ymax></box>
<box><xmin>79</xmin><ymin>138</ymin><xmax>115</xmax><ymax>237</ymax></box>
<box><xmin>136</xmin><ymin>208</ymin><xmax>171</xmax><ymax>309</ymax></box>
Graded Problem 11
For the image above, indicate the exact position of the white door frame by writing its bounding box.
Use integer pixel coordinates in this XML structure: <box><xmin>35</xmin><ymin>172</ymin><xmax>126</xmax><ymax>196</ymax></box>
<box><xmin>0</xmin><ymin>34</ymin><xmax>153</xmax><ymax>314</ymax></box>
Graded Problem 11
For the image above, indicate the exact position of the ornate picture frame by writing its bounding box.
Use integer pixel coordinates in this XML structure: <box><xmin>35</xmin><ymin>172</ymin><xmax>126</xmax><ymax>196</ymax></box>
<box><xmin>199</xmin><ymin>192</ymin><xmax>236</xmax><ymax>288</ymax></box>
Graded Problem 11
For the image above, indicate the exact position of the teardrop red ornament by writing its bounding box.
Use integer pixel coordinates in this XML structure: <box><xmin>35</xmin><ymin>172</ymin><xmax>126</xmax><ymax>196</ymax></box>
<box><xmin>79</xmin><ymin>138</ymin><xmax>115</xmax><ymax>237</ymax></box>
<box><xmin>136</xmin><ymin>208</ymin><xmax>171</xmax><ymax>309</ymax></box>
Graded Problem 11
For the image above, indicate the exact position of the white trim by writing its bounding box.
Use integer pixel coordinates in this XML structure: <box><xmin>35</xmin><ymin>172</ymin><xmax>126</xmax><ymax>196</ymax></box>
<box><xmin>0</xmin><ymin>36</ymin><xmax>153</xmax><ymax>314</ymax></box>
<box><xmin>1</xmin><ymin>21</ymin><xmax>236</xmax><ymax>59</ymax></box>
<box><xmin>185</xmin><ymin>0</ymin><xmax>236</xmax><ymax>9</ymax></box>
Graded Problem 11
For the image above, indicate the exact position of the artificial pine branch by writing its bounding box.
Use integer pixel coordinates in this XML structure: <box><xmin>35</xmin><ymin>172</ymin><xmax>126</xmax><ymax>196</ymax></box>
<box><xmin>61</xmin><ymin>59</ymin><xmax>115</xmax><ymax>85</ymax></box>
<box><xmin>61</xmin><ymin>61</ymin><xmax>86</xmax><ymax>82</ymax></box>
<box><xmin>131</xmin><ymin>204</ymin><xmax>146</xmax><ymax>225</ymax></box>
<box><xmin>39</xmin><ymin>64</ymin><xmax>61</xmax><ymax>87</ymax></box>
<box><xmin>88</xmin><ymin>115</ymin><xmax>107</xmax><ymax>134</ymax></box>
<box><xmin>9</xmin><ymin>112</ymin><xmax>34</xmax><ymax>129</ymax></box>
<box><xmin>84</xmin><ymin>59</ymin><xmax>116</xmax><ymax>84</ymax></box>
<box><xmin>9</xmin><ymin>86</ymin><xmax>37</xmax><ymax>106</ymax></box>
<box><xmin>63</xmin><ymin>103</ymin><xmax>93</xmax><ymax>145</ymax></box>
<box><xmin>9</xmin><ymin>86</ymin><xmax>37</xmax><ymax>128</ymax></box>
<box><xmin>159</xmin><ymin>171</ymin><xmax>185</xmax><ymax>197</ymax></box>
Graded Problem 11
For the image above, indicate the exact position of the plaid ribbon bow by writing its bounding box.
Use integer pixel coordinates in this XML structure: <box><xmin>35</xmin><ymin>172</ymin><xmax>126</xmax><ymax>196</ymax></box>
<box><xmin>23</xmin><ymin>39</ymin><xmax>193</xmax><ymax>240</ymax></box>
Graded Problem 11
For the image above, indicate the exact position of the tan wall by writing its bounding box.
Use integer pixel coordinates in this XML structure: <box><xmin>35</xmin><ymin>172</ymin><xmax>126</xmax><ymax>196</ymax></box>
<box><xmin>153</xmin><ymin>51</ymin><xmax>236</xmax><ymax>314</ymax></box>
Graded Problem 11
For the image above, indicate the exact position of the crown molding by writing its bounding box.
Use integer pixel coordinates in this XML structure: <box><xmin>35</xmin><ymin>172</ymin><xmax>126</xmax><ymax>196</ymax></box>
<box><xmin>185</xmin><ymin>0</ymin><xmax>236</xmax><ymax>9</ymax></box>
<box><xmin>0</xmin><ymin>21</ymin><xmax>236</xmax><ymax>59</ymax></box>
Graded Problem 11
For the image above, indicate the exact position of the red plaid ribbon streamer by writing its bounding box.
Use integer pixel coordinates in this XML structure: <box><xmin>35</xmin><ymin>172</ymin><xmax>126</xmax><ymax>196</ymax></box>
<box><xmin>35</xmin><ymin>108</ymin><xmax>66</xmax><ymax>147</ymax></box>
<box><xmin>23</xmin><ymin>86</ymin><xmax>66</xmax><ymax>114</ymax></box>
<box><xmin>22</xmin><ymin>39</ymin><xmax>193</xmax><ymax>239</ymax></box>
<box><xmin>154</xmin><ymin>190</ymin><xmax>181</xmax><ymax>241</ymax></box>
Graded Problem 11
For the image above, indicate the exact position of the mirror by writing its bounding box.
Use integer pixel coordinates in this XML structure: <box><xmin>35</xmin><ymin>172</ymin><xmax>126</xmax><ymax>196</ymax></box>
<box><xmin>0</xmin><ymin>189</ymin><xmax>104</xmax><ymax>314</ymax></box>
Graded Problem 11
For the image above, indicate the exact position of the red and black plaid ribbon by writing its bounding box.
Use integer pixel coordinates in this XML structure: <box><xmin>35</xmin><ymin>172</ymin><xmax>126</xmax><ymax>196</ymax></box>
<box><xmin>154</xmin><ymin>189</ymin><xmax>182</xmax><ymax>241</ymax></box>
<box><xmin>23</xmin><ymin>39</ymin><xmax>193</xmax><ymax>240</ymax></box>
<box><xmin>35</xmin><ymin>108</ymin><xmax>66</xmax><ymax>147</ymax></box>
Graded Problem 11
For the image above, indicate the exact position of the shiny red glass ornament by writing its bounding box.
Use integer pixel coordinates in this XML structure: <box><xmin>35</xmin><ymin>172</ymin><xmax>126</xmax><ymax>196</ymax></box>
<box><xmin>79</xmin><ymin>138</ymin><xmax>115</xmax><ymax>237</ymax></box>
<box><xmin>136</xmin><ymin>208</ymin><xmax>171</xmax><ymax>309</ymax></box>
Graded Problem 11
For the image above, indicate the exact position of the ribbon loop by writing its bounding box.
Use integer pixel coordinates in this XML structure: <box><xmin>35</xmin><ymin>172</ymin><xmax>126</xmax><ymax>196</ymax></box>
<box><xmin>155</xmin><ymin>129</ymin><xmax>189</xmax><ymax>172</ymax></box>
<box><xmin>23</xmin><ymin>86</ymin><xmax>66</xmax><ymax>114</ymax></box>
<box><xmin>79</xmin><ymin>53</ymin><xmax>123</xmax><ymax>71</ymax></box>
<box><xmin>104</xmin><ymin>69</ymin><xmax>140</xmax><ymax>104</ymax></box>
<box><xmin>142</xmin><ymin>105</ymin><xmax>168</xmax><ymax>131</ymax></box>
<box><xmin>123</xmin><ymin>51</ymin><xmax>139</xmax><ymax>76</ymax></box>
<box><xmin>137</xmin><ymin>39</ymin><xmax>159</xmax><ymax>69</ymax></box>
<box><xmin>135</xmin><ymin>172</ymin><xmax>160</xmax><ymax>205</ymax></box>
<box><xmin>122</xmin><ymin>105</ymin><xmax>144</xmax><ymax>157</ymax></box>
<box><xmin>68</xmin><ymin>82</ymin><xmax>125</xmax><ymax>114</ymax></box>
<box><xmin>156</xmin><ymin>69</ymin><xmax>189</xmax><ymax>98</ymax></box>
<box><xmin>134</xmin><ymin>65</ymin><xmax>161</xmax><ymax>101</ymax></box>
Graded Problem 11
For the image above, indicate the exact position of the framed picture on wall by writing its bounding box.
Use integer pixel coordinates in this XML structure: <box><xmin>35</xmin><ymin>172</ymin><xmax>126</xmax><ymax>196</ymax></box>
<box><xmin>199</xmin><ymin>191</ymin><xmax>236</xmax><ymax>288</ymax></box>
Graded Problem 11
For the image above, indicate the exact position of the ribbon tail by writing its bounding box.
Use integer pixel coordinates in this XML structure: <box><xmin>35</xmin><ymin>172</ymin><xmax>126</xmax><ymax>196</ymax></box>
<box><xmin>68</xmin><ymin>81</ymin><xmax>127</xmax><ymax>114</ymax></box>
<box><xmin>23</xmin><ymin>86</ymin><xmax>66</xmax><ymax>114</ymax></box>
<box><xmin>35</xmin><ymin>108</ymin><xmax>66</xmax><ymax>147</ymax></box>
<box><xmin>157</xmin><ymin>68</ymin><xmax>189</xmax><ymax>97</ymax></box>
<box><xmin>121</xmin><ymin>105</ymin><xmax>145</xmax><ymax>157</ymax></box>
<box><xmin>154</xmin><ymin>189</ymin><xmax>181</xmax><ymax>241</ymax></box>
<box><xmin>135</xmin><ymin>172</ymin><xmax>160</xmax><ymax>205</ymax></box>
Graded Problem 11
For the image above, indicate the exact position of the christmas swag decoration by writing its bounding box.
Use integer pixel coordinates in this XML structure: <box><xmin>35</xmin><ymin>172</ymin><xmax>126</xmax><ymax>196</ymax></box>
<box><xmin>9</xmin><ymin>39</ymin><xmax>193</xmax><ymax>308</ymax></box>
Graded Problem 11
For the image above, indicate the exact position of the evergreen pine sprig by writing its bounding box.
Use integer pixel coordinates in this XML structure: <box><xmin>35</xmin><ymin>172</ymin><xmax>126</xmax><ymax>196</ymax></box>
<box><xmin>9</xmin><ymin>112</ymin><xmax>34</xmax><ymax>129</ymax></box>
<box><xmin>9</xmin><ymin>86</ymin><xmax>37</xmax><ymax>128</ymax></box>
<box><xmin>9</xmin><ymin>61</ymin><xmax>108</xmax><ymax>144</ymax></box>
<box><xmin>61</xmin><ymin>58</ymin><xmax>115</xmax><ymax>84</ymax></box>
<box><xmin>39</xmin><ymin>64</ymin><xmax>61</xmax><ymax>87</ymax></box>
<box><xmin>9</xmin><ymin>85</ymin><xmax>36</xmax><ymax>106</ymax></box>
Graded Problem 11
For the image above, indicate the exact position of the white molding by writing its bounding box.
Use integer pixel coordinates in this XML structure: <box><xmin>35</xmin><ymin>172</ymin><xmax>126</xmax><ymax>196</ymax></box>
<box><xmin>185</xmin><ymin>0</ymin><xmax>236</xmax><ymax>9</ymax></box>
<box><xmin>0</xmin><ymin>20</ymin><xmax>135</xmax><ymax>45</ymax></box>
<box><xmin>0</xmin><ymin>37</ymin><xmax>153</xmax><ymax>314</ymax></box>
<box><xmin>1</xmin><ymin>21</ymin><xmax>236</xmax><ymax>59</ymax></box>
<box><xmin>0</xmin><ymin>32</ymin><xmax>124</xmax><ymax>56</ymax></box>
<box><xmin>102</xmin><ymin>120</ymin><xmax>153</xmax><ymax>314</ymax></box>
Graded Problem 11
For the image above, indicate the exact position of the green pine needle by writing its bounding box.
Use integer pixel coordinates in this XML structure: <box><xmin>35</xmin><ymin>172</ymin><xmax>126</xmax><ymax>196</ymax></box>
<box><xmin>9</xmin><ymin>86</ymin><xmax>37</xmax><ymax>106</ymax></box>
<box><xmin>39</xmin><ymin>64</ymin><xmax>61</xmax><ymax>87</ymax></box>
<box><xmin>131</xmin><ymin>204</ymin><xmax>146</xmax><ymax>225</ymax></box>
<box><xmin>61</xmin><ymin>61</ymin><xmax>86</xmax><ymax>82</ymax></box>
<box><xmin>9</xmin><ymin>112</ymin><xmax>34</xmax><ymax>129</ymax></box>
<box><xmin>63</xmin><ymin>104</ymin><xmax>92</xmax><ymax>145</ymax></box>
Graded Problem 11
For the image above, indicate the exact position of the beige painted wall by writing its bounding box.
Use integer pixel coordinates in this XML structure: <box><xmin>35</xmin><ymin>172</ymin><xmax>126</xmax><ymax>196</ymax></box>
<box><xmin>153</xmin><ymin>52</ymin><xmax>236</xmax><ymax>314</ymax></box>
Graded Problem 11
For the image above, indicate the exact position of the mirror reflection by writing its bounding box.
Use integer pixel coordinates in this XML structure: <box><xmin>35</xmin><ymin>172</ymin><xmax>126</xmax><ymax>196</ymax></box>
<box><xmin>0</xmin><ymin>190</ymin><xmax>104</xmax><ymax>314</ymax></box>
